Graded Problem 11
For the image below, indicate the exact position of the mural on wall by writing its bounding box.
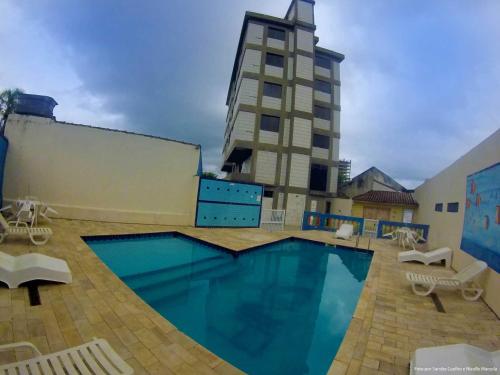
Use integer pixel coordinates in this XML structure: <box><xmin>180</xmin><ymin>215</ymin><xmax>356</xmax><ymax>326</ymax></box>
<box><xmin>460</xmin><ymin>162</ymin><xmax>500</xmax><ymax>273</ymax></box>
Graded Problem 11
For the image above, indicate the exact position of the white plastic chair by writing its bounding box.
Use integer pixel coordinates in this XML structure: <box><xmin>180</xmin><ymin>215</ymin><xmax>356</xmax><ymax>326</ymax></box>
<box><xmin>0</xmin><ymin>213</ymin><xmax>52</xmax><ymax>246</ymax></box>
<box><xmin>406</xmin><ymin>260</ymin><xmax>487</xmax><ymax>301</ymax></box>
<box><xmin>399</xmin><ymin>247</ymin><xmax>452</xmax><ymax>267</ymax></box>
<box><xmin>335</xmin><ymin>224</ymin><xmax>354</xmax><ymax>240</ymax></box>
<box><xmin>0</xmin><ymin>251</ymin><xmax>72</xmax><ymax>288</ymax></box>
<box><xmin>411</xmin><ymin>343</ymin><xmax>500</xmax><ymax>375</ymax></box>
<box><xmin>0</xmin><ymin>338</ymin><xmax>133</xmax><ymax>374</ymax></box>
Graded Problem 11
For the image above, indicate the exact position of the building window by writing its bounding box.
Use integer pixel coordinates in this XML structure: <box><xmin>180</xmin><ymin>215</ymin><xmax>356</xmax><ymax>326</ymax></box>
<box><xmin>435</xmin><ymin>203</ymin><xmax>443</xmax><ymax>212</ymax></box>
<box><xmin>447</xmin><ymin>202</ymin><xmax>459</xmax><ymax>212</ymax></box>
<box><xmin>260</xmin><ymin>115</ymin><xmax>280</xmax><ymax>132</ymax></box>
<box><xmin>266</xmin><ymin>53</ymin><xmax>284</xmax><ymax>68</ymax></box>
<box><xmin>316</xmin><ymin>55</ymin><xmax>330</xmax><ymax>69</ymax></box>
<box><xmin>314</xmin><ymin>105</ymin><xmax>331</xmax><ymax>120</ymax></box>
<box><xmin>309</xmin><ymin>164</ymin><xmax>328</xmax><ymax>191</ymax></box>
<box><xmin>263</xmin><ymin>82</ymin><xmax>282</xmax><ymax>98</ymax></box>
<box><xmin>325</xmin><ymin>201</ymin><xmax>331</xmax><ymax>214</ymax></box>
<box><xmin>268</xmin><ymin>27</ymin><xmax>286</xmax><ymax>41</ymax></box>
<box><xmin>314</xmin><ymin>79</ymin><xmax>331</xmax><ymax>94</ymax></box>
<box><xmin>313</xmin><ymin>134</ymin><xmax>329</xmax><ymax>149</ymax></box>
<box><xmin>264</xmin><ymin>190</ymin><xmax>274</xmax><ymax>198</ymax></box>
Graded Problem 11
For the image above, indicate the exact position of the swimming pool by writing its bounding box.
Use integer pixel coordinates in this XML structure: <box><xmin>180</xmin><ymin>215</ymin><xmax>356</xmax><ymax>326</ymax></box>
<box><xmin>86</xmin><ymin>233</ymin><xmax>372</xmax><ymax>375</ymax></box>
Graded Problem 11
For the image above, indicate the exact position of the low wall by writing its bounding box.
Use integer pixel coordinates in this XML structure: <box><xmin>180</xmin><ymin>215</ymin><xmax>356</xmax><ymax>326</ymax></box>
<box><xmin>414</xmin><ymin>129</ymin><xmax>500</xmax><ymax>315</ymax></box>
<box><xmin>3</xmin><ymin>114</ymin><xmax>201</xmax><ymax>225</ymax></box>
<box><xmin>331</xmin><ymin>197</ymin><xmax>352</xmax><ymax>215</ymax></box>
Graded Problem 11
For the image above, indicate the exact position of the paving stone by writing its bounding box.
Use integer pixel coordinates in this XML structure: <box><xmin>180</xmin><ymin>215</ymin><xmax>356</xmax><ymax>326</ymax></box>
<box><xmin>0</xmin><ymin>221</ymin><xmax>498</xmax><ymax>374</ymax></box>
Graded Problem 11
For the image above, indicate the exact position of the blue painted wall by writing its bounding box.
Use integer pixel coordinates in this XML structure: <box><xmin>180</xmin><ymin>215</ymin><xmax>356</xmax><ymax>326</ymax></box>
<box><xmin>195</xmin><ymin>178</ymin><xmax>263</xmax><ymax>228</ymax></box>
<box><xmin>461</xmin><ymin>163</ymin><xmax>500</xmax><ymax>273</ymax></box>
<box><xmin>0</xmin><ymin>135</ymin><xmax>8</xmax><ymax>206</ymax></box>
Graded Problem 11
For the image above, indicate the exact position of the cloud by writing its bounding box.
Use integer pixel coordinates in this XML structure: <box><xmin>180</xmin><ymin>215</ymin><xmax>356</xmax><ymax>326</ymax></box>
<box><xmin>315</xmin><ymin>0</ymin><xmax>500</xmax><ymax>187</ymax></box>
<box><xmin>1</xmin><ymin>0</ymin><xmax>498</xmax><ymax>183</ymax></box>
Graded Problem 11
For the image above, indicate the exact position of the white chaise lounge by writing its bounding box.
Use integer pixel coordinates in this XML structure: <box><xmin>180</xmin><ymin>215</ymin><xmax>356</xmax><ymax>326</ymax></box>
<box><xmin>0</xmin><ymin>251</ymin><xmax>71</xmax><ymax>288</ymax></box>
<box><xmin>0</xmin><ymin>213</ymin><xmax>52</xmax><ymax>245</ymax></box>
<box><xmin>411</xmin><ymin>343</ymin><xmax>500</xmax><ymax>375</ymax></box>
<box><xmin>399</xmin><ymin>247</ymin><xmax>453</xmax><ymax>268</ymax></box>
<box><xmin>335</xmin><ymin>224</ymin><xmax>354</xmax><ymax>240</ymax></box>
<box><xmin>0</xmin><ymin>338</ymin><xmax>133</xmax><ymax>374</ymax></box>
<box><xmin>406</xmin><ymin>260</ymin><xmax>487</xmax><ymax>301</ymax></box>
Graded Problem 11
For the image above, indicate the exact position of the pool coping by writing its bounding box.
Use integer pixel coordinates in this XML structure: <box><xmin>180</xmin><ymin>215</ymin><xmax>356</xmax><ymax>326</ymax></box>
<box><xmin>82</xmin><ymin>230</ymin><xmax>374</xmax><ymax>257</ymax></box>
<box><xmin>82</xmin><ymin>229</ymin><xmax>375</xmax><ymax>374</ymax></box>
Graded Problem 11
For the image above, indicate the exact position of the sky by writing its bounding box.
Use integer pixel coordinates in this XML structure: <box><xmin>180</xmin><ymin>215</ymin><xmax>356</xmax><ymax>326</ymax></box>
<box><xmin>0</xmin><ymin>0</ymin><xmax>499</xmax><ymax>189</ymax></box>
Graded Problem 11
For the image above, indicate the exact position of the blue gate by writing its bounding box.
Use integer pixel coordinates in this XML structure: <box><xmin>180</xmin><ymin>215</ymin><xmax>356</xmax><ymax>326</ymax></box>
<box><xmin>195</xmin><ymin>178</ymin><xmax>263</xmax><ymax>228</ymax></box>
<box><xmin>0</xmin><ymin>136</ymin><xmax>8</xmax><ymax>206</ymax></box>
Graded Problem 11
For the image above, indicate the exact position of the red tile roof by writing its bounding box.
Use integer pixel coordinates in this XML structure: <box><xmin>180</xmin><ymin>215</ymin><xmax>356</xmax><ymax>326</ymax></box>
<box><xmin>352</xmin><ymin>190</ymin><xmax>418</xmax><ymax>206</ymax></box>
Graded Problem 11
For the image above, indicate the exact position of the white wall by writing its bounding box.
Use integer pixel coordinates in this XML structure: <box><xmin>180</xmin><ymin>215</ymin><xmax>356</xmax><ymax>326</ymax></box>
<box><xmin>312</xmin><ymin>147</ymin><xmax>328</xmax><ymax>159</ymax></box>
<box><xmin>286</xmin><ymin>87</ymin><xmax>292</xmax><ymax>112</ymax></box>
<box><xmin>314</xmin><ymin>90</ymin><xmax>331</xmax><ymax>104</ymax></box>
<box><xmin>294</xmin><ymin>85</ymin><xmax>313</xmax><ymax>113</ymax></box>
<box><xmin>414</xmin><ymin>129</ymin><xmax>500</xmax><ymax>315</ymax></box>
<box><xmin>333</xmin><ymin>110</ymin><xmax>340</xmax><ymax>133</ymax></box>
<box><xmin>255</xmin><ymin>151</ymin><xmax>277</xmax><ymax>184</ymax></box>
<box><xmin>296</xmin><ymin>29</ymin><xmax>314</xmax><ymax>53</ymax></box>
<box><xmin>232</xmin><ymin>111</ymin><xmax>255</xmax><ymax>142</ymax></box>
<box><xmin>315</xmin><ymin>66</ymin><xmax>330</xmax><ymax>79</ymax></box>
<box><xmin>241</xmin><ymin>49</ymin><xmax>261</xmax><ymax>74</ymax></box>
<box><xmin>287</xmin><ymin>58</ymin><xmax>294</xmax><ymax>80</ymax></box>
<box><xmin>329</xmin><ymin>167</ymin><xmax>338</xmax><ymax>193</ymax></box>
<box><xmin>267</xmin><ymin>38</ymin><xmax>285</xmax><ymax>50</ymax></box>
<box><xmin>331</xmin><ymin>138</ymin><xmax>340</xmax><ymax>161</ymax></box>
<box><xmin>264</xmin><ymin>65</ymin><xmax>284</xmax><ymax>79</ymax></box>
<box><xmin>236</xmin><ymin>78</ymin><xmax>258</xmax><ymax>107</ymax></box>
<box><xmin>4</xmin><ymin>115</ymin><xmax>200</xmax><ymax>225</ymax></box>
<box><xmin>289</xmin><ymin>153</ymin><xmax>310</xmax><ymax>188</ymax></box>
<box><xmin>297</xmin><ymin>1</ymin><xmax>314</xmax><ymax>24</ymax></box>
<box><xmin>314</xmin><ymin>118</ymin><xmax>330</xmax><ymax>131</ymax></box>
<box><xmin>259</xmin><ymin>130</ymin><xmax>279</xmax><ymax>145</ymax></box>
<box><xmin>292</xmin><ymin>117</ymin><xmax>312</xmax><ymax>148</ymax></box>
<box><xmin>296</xmin><ymin>55</ymin><xmax>313</xmax><ymax>81</ymax></box>
<box><xmin>279</xmin><ymin>154</ymin><xmax>288</xmax><ymax>185</ymax></box>
<box><xmin>246</xmin><ymin>23</ymin><xmax>264</xmax><ymax>45</ymax></box>
<box><xmin>332</xmin><ymin>197</ymin><xmax>352</xmax><ymax>215</ymax></box>
<box><xmin>261</xmin><ymin>96</ymin><xmax>281</xmax><ymax>110</ymax></box>
<box><xmin>283</xmin><ymin>119</ymin><xmax>290</xmax><ymax>147</ymax></box>
<box><xmin>285</xmin><ymin>193</ymin><xmax>306</xmax><ymax>226</ymax></box>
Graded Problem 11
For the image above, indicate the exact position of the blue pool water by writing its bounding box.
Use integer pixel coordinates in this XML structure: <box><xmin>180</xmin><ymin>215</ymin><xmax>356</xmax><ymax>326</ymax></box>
<box><xmin>86</xmin><ymin>234</ymin><xmax>372</xmax><ymax>375</ymax></box>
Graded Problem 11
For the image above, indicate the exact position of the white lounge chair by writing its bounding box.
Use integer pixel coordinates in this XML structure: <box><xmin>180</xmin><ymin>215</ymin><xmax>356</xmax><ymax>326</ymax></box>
<box><xmin>411</xmin><ymin>343</ymin><xmax>500</xmax><ymax>375</ymax></box>
<box><xmin>399</xmin><ymin>247</ymin><xmax>453</xmax><ymax>268</ymax></box>
<box><xmin>0</xmin><ymin>212</ymin><xmax>52</xmax><ymax>245</ymax></box>
<box><xmin>0</xmin><ymin>251</ymin><xmax>72</xmax><ymax>288</ymax></box>
<box><xmin>0</xmin><ymin>337</ymin><xmax>133</xmax><ymax>374</ymax></box>
<box><xmin>406</xmin><ymin>260</ymin><xmax>487</xmax><ymax>301</ymax></box>
<box><xmin>335</xmin><ymin>224</ymin><xmax>354</xmax><ymax>240</ymax></box>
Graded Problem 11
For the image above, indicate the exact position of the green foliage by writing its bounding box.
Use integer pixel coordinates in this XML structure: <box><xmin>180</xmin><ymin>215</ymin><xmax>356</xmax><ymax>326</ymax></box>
<box><xmin>201</xmin><ymin>172</ymin><xmax>218</xmax><ymax>179</ymax></box>
<box><xmin>0</xmin><ymin>88</ymin><xmax>24</xmax><ymax>127</ymax></box>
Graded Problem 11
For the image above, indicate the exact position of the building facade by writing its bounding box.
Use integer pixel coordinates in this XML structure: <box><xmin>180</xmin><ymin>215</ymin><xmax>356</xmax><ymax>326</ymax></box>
<box><xmin>339</xmin><ymin>167</ymin><xmax>408</xmax><ymax>199</ymax></box>
<box><xmin>221</xmin><ymin>0</ymin><xmax>344</xmax><ymax>225</ymax></box>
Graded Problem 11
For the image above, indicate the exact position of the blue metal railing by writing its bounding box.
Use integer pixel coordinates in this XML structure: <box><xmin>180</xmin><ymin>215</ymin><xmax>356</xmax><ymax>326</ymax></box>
<box><xmin>376</xmin><ymin>220</ymin><xmax>430</xmax><ymax>241</ymax></box>
<box><xmin>302</xmin><ymin>211</ymin><xmax>364</xmax><ymax>235</ymax></box>
<box><xmin>0</xmin><ymin>135</ymin><xmax>8</xmax><ymax>206</ymax></box>
<box><xmin>302</xmin><ymin>211</ymin><xmax>430</xmax><ymax>241</ymax></box>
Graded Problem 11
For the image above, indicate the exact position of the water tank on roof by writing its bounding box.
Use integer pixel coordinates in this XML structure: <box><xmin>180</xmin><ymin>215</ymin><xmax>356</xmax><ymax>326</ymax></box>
<box><xmin>14</xmin><ymin>94</ymin><xmax>58</xmax><ymax>119</ymax></box>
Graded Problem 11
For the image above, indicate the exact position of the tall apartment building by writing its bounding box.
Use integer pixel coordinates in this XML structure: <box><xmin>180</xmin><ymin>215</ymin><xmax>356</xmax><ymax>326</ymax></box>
<box><xmin>221</xmin><ymin>0</ymin><xmax>344</xmax><ymax>225</ymax></box>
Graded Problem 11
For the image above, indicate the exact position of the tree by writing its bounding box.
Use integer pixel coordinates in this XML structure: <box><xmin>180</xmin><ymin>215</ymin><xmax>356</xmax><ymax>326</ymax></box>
<box><xmin>0</xmin><ymin>88</ymin><xmax>24</xmax><ymax>131</ymax></box>
<box><xmin>201</xmin><ymin>172</ymin><xmax>218</xmax><ymax>179</ymax></box>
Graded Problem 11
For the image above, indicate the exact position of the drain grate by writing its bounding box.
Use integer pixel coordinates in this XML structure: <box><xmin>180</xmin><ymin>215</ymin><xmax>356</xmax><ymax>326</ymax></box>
<box><xmin>27</xmin><ymin>282</ymin><xmax>41</xmax><ymax>306</ymax></box>
<box><xmin>430</xmin><ymin>293</ymin><xmax>445</xmax><ymax>313</ymax></box>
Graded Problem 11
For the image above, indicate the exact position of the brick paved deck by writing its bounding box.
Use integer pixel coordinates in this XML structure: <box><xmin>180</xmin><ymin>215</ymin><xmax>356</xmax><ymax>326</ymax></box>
<box><xmin>0</xmin><ymin>219</ymin><xmax>498</xmax><ymax>374</ymax></box>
